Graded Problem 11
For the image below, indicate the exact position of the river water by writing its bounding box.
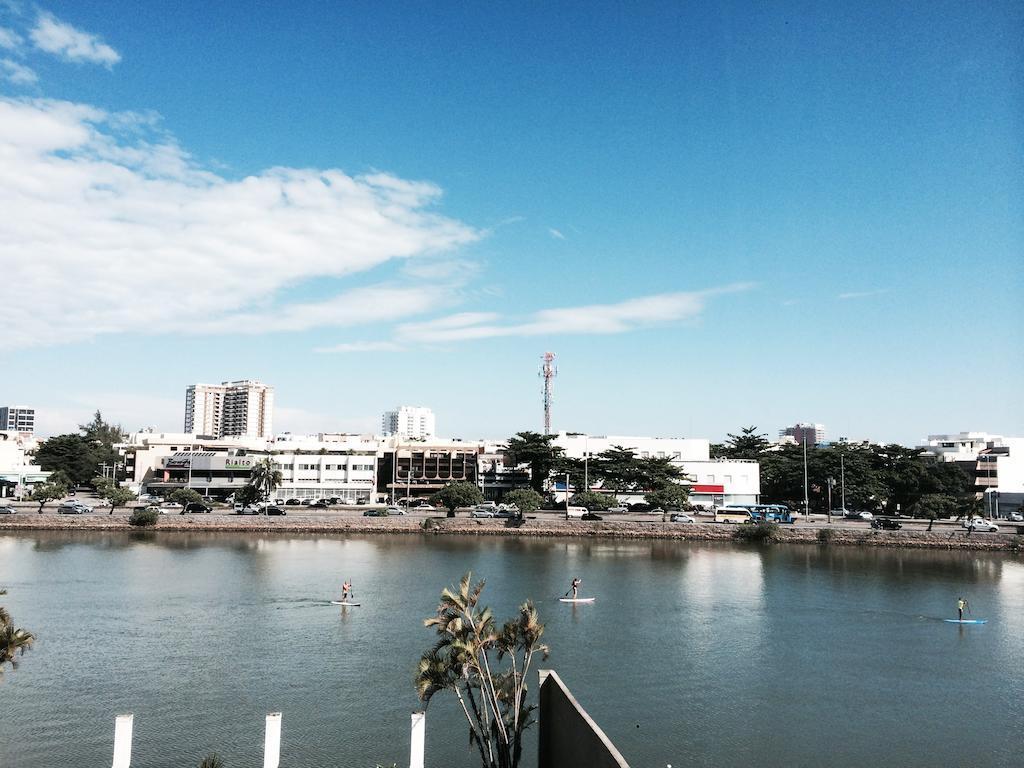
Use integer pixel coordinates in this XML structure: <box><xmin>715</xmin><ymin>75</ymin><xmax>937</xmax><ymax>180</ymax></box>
<box><xmin>0</xmin><ymin>531</ymin><xmax>1021</xmax><ymax>767</ymax></box>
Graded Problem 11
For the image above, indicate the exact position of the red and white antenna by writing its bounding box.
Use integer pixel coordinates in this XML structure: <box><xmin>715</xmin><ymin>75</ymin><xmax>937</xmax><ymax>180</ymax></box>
<box><xmin>540</xmin><ymin>352</ymin><xmax>557</xmax><ymax>435</ymax></box>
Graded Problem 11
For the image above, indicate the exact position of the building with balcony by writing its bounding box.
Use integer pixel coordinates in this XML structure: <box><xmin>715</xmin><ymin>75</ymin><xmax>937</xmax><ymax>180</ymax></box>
<box><xmin>779</xmin><ymin>423</ymin><xmax>826</xmax><ymax>446</ymax></box>
<box><xmin>184</xmin><ymin>380</ymin><xmax>274</xmax><ymax>439</ymax></box>
<box><xmin>381</xmin><ymin>405</ymin><xmax>436</xmax><ymax>439</ymax></box>
<box><xmin>0</xmin><ymin>406</ymin><xmax>35</xmax><ymax>434</ymax></box>
<box><xmin>0</xmin><ymin>430</ymin><xmax>49</xmax><ymax>498</ymax></box>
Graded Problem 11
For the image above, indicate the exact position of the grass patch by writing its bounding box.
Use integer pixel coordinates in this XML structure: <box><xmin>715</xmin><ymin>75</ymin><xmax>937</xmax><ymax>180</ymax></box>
<box><xmin>733</xmin><ymin>521</ymin><xmax>782</xmax><ymax>543</ymax></box>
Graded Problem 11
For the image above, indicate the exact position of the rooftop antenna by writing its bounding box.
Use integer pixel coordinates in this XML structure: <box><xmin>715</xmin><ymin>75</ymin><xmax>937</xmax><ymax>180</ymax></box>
<box><xmin>540</xmin><ymin>352</ymin><xmax>557</xmax><ymax>435</ymax></box>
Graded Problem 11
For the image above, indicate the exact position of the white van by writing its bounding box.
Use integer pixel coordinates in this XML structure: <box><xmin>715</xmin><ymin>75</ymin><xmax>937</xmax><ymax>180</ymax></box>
<box><xmin>565</xmin><ymin>506</ymin><xmax>588</xmax><ymax>518</ymax></box>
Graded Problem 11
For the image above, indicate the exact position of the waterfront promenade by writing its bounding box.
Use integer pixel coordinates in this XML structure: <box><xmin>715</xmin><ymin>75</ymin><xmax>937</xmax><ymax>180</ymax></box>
<box><xmin>1</xmin><ymin>508</ymin><xmax>1019</xmax><ymax>551</ymax></box>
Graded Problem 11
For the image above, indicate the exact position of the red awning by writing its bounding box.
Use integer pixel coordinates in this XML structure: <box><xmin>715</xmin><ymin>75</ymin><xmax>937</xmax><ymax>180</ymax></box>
<box><xmin>691</xmin><ymin>484</ymin><xmax>724</xmax><ymax>493</ymax></box>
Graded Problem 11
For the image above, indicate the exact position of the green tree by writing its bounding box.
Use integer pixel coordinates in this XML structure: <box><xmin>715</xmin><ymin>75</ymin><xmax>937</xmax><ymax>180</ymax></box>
<box><xmin>1</xmin><ymin>588</ymin><xmax>35</xmax><ymax>680</ymax></box>
<box><xmin>504</xmin><ymin>432</ymin><xmax>563</xmax><ymax>494</ymax></box>
<box><xmin>80</xmin><ymin>410</ymin><xmax>127</xmax><ymax>478</ymax></box>
<box><xmin>720</xmin><ymin>426</ymin><xmax>770</xmax><ymax>459</ymax></box>
<box><xmin>568</xmin><ymin>490</ymin><xmax>614</xmax><ymax>510</ymax></box>
<box><xmin>34</xmin><ymin>434</ymin><xmax>99</xmax><ymax>486</ymax></box>
<box><xmin>249</xmin><ymin>458</ymin><xmax>283</xmax><ymax>503</ymax></box>
<box><xmin>170</xmin><ymin>488</ymin><xmax>204</xmax><ymax>508</ymax></box>
<box><xmin>432</xmin><ymin>481</ymin><xmax>483</xmax><ymax>516</ymax></box>
<box><xmin>502</xmin><ymin>489</ymin><xmax>543</xmax><ymax>516</ymax></box>
<box><xmin>909</xmin><ymin>493</ymin><xmax>959</xmax><ymax>531</ymax></box>
<box><xmin>30</xmin><ymin>481</ymin><xmax>66</xmax><ymax>513</ymax></box>
<box><xmin>234</xmin><ymin>484</ymin><xmax>260</xmax><ymax>507</ymax></box>
<box><xmin>103</xmin><ymin>486</ymin><xmax>136</xmax><ymax>515</ymax></box>
<box><xmin>644</xmin><ymin>483</ymin><xmax>691</xmax><ymax>511</ymax></box>
<box><xmin>416</xmin><ymin>573</ymin><xmax>548</xmax><ymax>768</ymax></box>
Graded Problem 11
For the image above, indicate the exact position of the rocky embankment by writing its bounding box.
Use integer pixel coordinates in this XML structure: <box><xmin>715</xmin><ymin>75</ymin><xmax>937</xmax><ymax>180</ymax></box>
<box><xmin>0</xmin><ymin>514</ymin><xmax>1020</xmax><ymax>551</ymax></box>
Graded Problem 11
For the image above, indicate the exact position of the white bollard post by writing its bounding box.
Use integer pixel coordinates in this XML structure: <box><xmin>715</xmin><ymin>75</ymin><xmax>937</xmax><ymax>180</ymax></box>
<box><xmin>409</xmin><ymin>711</ymin><xmax>425</xmax><ymax>768</ymax></box>
<box><xmin>111</xmin><ymin>714</ymin><xmax>133</xmax><ymax>768</ymax></box>
<box><xmin>263</xmin><ymin>712</ymin><xmax>282</xmax><ymax>768</ymax></box>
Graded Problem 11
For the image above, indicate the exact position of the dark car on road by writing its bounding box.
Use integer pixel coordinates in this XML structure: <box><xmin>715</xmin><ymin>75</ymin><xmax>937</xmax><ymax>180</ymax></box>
<box><xmin>312</xmin><ymin>499</ymin><xmax>330</xmax><ymax>508</ymax></box>
<box><xmin>265</xmin><ymin>506</ymin><xmax>286</xmax><ymax>516</ymax></box>
<box><xmin>362</xmin><ymin>509</ymin><xmax>389</xmax><ymax>517</ymax></box>
<box><xmin>581</xmin><ymin>511</ymin><xmax>603</xmax><ymax>521</ymax></box>
<box><xmin>182</xmin><ymin>502</ymin><xmax>213</xmax><ymax>514</ymax></box>
<box><xmin>871</xmin><ymin>517</ymin><xmax>902</xmax><ymax>530</ymax></box>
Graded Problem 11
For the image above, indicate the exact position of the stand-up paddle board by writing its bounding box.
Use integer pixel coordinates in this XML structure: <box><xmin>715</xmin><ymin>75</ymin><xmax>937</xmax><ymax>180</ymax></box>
<box><xmin>330</xmin><ymin>601</ymin><xmax>361</xmax><ymax>606</ymax></box>
<box><xmin>559</xmin><ymin>597</ymin><xmax>595</xmax><ymax>603</ymax></box>
<box><xmin>943</xmin><ymin>619</ymin><xmax>986</xmax><ymax>624</ymax></box>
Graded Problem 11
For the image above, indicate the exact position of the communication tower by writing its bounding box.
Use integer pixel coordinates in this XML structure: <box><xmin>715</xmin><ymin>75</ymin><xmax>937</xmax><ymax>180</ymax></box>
<box><xmin>540</xmin><ymin>352</ymin><xmax>557</xmax><ymax>435</ymax></box>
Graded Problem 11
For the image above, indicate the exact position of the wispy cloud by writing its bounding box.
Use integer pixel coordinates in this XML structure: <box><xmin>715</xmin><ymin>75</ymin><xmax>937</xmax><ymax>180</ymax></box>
<box><xmin>0</xmin><ymin>26</ymin><xmax>23</xmax><ymax>50</ymax></box>
<box><xmin>30</xmin><ymin>12</ymin><xmax>120</xmax><ymax>67</ymax></box>
<box><xmin>0</xmin><ymin>96</ymin><xmax>479</xmax><ymax>349</ymax></box>
<box><xmin>548</xmin><ymin>227</ymin><xmax>566</xmax><ymax>240</ymax></box>
<box><xmin>838</xmin><ymin>288</ymin><xmax>890</xmax><ymax>300</ymax></box>
<box><xmin>1</xmin><ymin>57</ymin><xmax>35</xmax><ymax>84</ymax></box>
<box><xmin>395</xmin><ymin>283</ymin><xmax>753</xmax><ymax>343</ymax></box>
<box><xmin>313</xmin><ymin>340</ymin><xmax>405</xmax><ymax>354</ymax></box>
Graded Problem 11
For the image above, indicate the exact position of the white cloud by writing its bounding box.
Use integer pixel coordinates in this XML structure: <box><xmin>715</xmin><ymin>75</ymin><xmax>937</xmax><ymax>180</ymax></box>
<box><xmin>0</xmin><ymin>97</ymin><xmax>479</xmax><ymax>350</ymax></box>
<box><xmin>313</xmin><ymin>340</ymin><xmax>404</xmax><ymax>354</ymax></box>
<box><xmin>548</xmin><ymin>227</ymin><xmax>566</xmax><ymax>240</ymax></box>
<box><xmin>0</xmin><ymin>26</ymin><xmax>23</xmax><ymax>50</ymax></box>
<box><xmin>838</xmin><ymin>289</ymin><xmax>890</xmax><ymax>300</ymax></box>
<box><xmin>30</xmin><ymin>12</ymin><xmax>120</xmax><ymax>66</ymax></box>
<box><xmin>395</xmin><ymin>283</ymin><xmax>752</xmax><ymax>343</ymax></box>
<box><xmin>1</xmin><ymin>57</ymin><xmax>35</xmax><ymax>84</ymax></box>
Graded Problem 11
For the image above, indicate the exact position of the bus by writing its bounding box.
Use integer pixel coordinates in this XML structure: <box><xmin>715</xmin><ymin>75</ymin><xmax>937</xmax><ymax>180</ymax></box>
<box><xmin>747</xmin><ymin>504</ymin><xmax>797</xmax><ymax>524</ymax></box>
<box><xmin>714</xmin><ymin>507</ymin><xmax>754</xmax><ymax>524</ymax></box>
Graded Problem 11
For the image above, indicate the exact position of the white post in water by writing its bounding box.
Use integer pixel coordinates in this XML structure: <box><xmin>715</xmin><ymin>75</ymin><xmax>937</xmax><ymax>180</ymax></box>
<box><xmin>410</xmin><ymin>711</ymin><xmax>425</xmax><ymax>768</ymax></box>
<box><xmin>263</xmin><ymin>713</ymin><xmax>282</xmax><ymax>768</ymax></box>
<box><xmin>111</xmin><ymin>714</ymin><xmax>133</xmax><ymax>768</ymax></box>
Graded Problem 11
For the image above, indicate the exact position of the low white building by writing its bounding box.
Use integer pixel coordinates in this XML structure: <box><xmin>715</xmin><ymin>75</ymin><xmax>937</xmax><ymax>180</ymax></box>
<box><xmin>0</xmin><ymin>430</ymin><xmax>49</xmax><ymax>498</ymax></box>
<box><xmin>921</xmin><ymin>432</ymin><xmax>1006</xmax><ymax>462</ymax></box>
<box><xmin>553</xmin><ymin>433</ymin><xmax>760</xmax><ymax>508</ymax></box>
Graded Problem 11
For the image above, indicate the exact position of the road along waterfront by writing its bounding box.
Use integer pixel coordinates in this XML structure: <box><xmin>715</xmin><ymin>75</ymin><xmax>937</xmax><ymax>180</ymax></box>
<box><xmin>1</xmin><ymin>531</ymin><xmax>1022</xmax><ymax>767</ymax></box>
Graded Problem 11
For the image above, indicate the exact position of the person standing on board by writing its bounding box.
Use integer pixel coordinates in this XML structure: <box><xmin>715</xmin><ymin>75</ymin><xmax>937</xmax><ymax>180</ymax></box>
<box><xmin>341</xmin><ymin>579</ymin><xmax>353</xmax><ymax>602</ymax></box>
<box><xmin>957</xmin><ymin>597</ymin><xmax>969</xmax><ymax>621</ymax></box>
<box><xmin>570</xmin><ymin>577</ymin><xmax>581</xmax><ymax>599</ymax></box>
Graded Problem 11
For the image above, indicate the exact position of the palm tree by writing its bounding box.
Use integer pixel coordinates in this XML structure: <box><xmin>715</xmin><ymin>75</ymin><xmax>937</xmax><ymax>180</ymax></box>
<box><xmin>416</xmin><ymin>573</ymin><xmax>548</xmax><ymax>768</ymax></box>
<box><xmin>0</xmin><ymin>589</ymin><xmax>35</xmax><ymax>679</ymax></box>
<box><xmin>249</xmin><ymin>458</ymin><xmax>283</xmax><ymax>507</ymax></box>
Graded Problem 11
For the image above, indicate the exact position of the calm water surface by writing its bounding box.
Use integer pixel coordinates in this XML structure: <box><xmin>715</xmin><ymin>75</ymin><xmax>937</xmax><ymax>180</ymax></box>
<box><xmin>0</xmin><ymin>531</ymin><xmax>1021</xmax><ymax>767</ymax></box>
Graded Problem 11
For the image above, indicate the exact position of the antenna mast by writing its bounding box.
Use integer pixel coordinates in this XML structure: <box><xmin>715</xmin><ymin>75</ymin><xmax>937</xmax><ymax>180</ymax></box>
<box><xmin>540</xmin><ymin>352</ymin><xmax>557</xmax><ymax>435</ymax></box>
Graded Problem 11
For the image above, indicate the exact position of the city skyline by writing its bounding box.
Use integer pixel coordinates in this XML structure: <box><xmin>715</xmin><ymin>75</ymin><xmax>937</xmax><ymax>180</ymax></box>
<box><xmin>1</xmin><ymin>2</ymin><xmax>1021</xmax><ymax>444</ymax></box>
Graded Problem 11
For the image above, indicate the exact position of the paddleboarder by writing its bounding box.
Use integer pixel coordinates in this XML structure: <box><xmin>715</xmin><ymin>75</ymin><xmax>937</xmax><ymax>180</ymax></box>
<box><xmin>341</xmin><ymin>579</ymin><xmax>353</xmax><ymax>603</ymax></box>
<box><xmin>957</xmin><ymin>597</ymin><xmax>969</xmax><ymax>621</ymax></box>
<box><xmin>570</xmin><ymin>577</ymin><xmax>581</xmax><ymax>600</ymax></box>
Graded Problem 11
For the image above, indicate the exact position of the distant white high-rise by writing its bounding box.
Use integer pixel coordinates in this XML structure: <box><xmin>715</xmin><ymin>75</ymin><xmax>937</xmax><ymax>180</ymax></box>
<box><xmin>0</xmin><ymin>406</ymin><xmax>34</xmax><ymax>434</ymax></box>
<box><xmin>184</xmin><ymin>380</ymin><xmax>274</xmax><ymax>438</ymax></box>
<box><xmin>381</xmin><ymin>406</ymin><xmax>435</xmax><ymax>439</ymax></box>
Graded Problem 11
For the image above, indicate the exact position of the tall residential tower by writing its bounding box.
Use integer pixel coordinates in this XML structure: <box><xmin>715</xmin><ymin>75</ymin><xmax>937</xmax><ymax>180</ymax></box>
<box><xmin>184</xmin><ymin>380</ymin><xmax>274</xmax><ymax>438</ymax></box>
<box><xmin>381</xmin><ymin>406</ymin><xmax>436</xmax><ymax>439</ymax></box>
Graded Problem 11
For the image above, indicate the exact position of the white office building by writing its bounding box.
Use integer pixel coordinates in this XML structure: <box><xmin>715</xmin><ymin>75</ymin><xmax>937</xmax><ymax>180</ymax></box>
<box><xmin>184</xmin><ymin>380</ymin><xmax>274</xmax><ymax>439</ymax></box>
<box><xmin>920</xmin><ymin>432</ymin><xmax>1005</xmax><ymax>462</ymax></box>
<box><xmin>0</xmin><ymin>406</ymin><xmax>35</xmax><ymax>434</ymax></box>
<box><xmin>0</xmin><ymin>430</ymin><xmax>48</xmax><ymax>497</ymax></box>
<box><xmin>381</xmin><ymin>406</ymin><xmax>436</xmax><ymax>439</ymax></box>
<box><xmin>553</xmin><ymin>433</ymin><xmax>760</xmax><ymax>508</ymax></box>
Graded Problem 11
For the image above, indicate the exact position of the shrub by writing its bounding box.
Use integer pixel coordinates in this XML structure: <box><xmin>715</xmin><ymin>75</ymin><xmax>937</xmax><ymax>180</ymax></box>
<box><xmin>733</xmin><ymin>521</ymin><xmax>781</xmax><ymax>543</ymax></box>
<box><xmin>817</xmin><ymin>528</ymin><xmax>835</xmax><ymax>546</ymax></box>
<box><xmin>128</xmin><ymin>508</ymin><xmax>159</xmax><ymax>527</ymax></box>
<box><xmin>199</xmin><ymin>755</ymin><xmax>224</xmax><ymax>768</ymax></box>
<box><xmin>421</xmin><ymin>517</ymin><xmax>440</xmax><ymax>531</ymax></box>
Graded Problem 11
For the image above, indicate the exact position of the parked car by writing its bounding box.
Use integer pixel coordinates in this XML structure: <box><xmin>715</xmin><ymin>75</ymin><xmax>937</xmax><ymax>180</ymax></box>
<box><xmin>238</xmin><ymin>505</ymin><xmax>261</xmax><ymax>515</ymax></box>
<box><xmin>300</xmin><ymin>499</ymin><xmax>314</xmax><ymax>506</ymax></box>
<box><xmin>181</xmin><ymin>502</ymin><xmax>213</xmax><ymax>514</ymax></box>
<box><xmin>606</xmin><ymin>506</ymin><xmax>628</xmax><ymax>514</ymax></box>
<box><xmin>0</xmin><ymin>505</ymin><xmax>16</xmax><ymax>514</ymax></box>
<box><xmin>670</xmin><ymin>513</ymin><xmax>696</xmax><ymax>523</ymax></box>
<box><xmin>285</xmin><ymin>498</ymin><xmax>302</xmax><ymax>506</ymax></box>
<box><xmin>1008</xmin><ymin>512</ymin><xmax>1024</xmax><ymax>522</ymax></box>
<box><xmin>362</xmin><ymin>509</ymin><xmax>389</xmax><ymax>517</ymax></box>
<box><xmin>311</xmin><ymin>499</ymin><xmax>330</xmax><ymax>508</ymax></box>
<box><xmin>581</xmin><ymin>511</ymin><xmax>603</xmax><ymax>521</ymax></box>
<box><xmin>963</xmin><ymin>517</ymin><xmax>1000</xmax><ymax>533</ymax></box>
<box><xmin>648</xmin><ymin>507</ymin><xmax>665</xmax><ymax>516</ymax></box>
<box><xmin>471</xmin><ymin>507</ymin><xmax>496</xmax><ymax>518</ymax></box>
<box><xmin>58</xmin><ymin>501</ymin><xmax>89</xmax><ymax>514</ymax></box>
<box><xmin>844</xmin><ymin>510</ymin><xmax>873</xmax><ymax>521</ymax></box>
<box><xmin>356</xmin><ymin>498</ymin><xmax>370</xmax><ymax>505</ymax></box>
<box><xmin>476</xmin><ymin>501</ymin><xmax>498</xmax><ymax>511</ymax></box>
<box><xmin>161</xmin><ymin>502</ymin><xmax>184</xmax><ymax>511</ymax></box>
<box><xmin>265</xmin><ymin>506</ymin><xmax>286</xmax><ymax>516</ymax></box>
<box><xmin>871</xmin><ymin>517</ymin><xmax>902</xmax><ymax>530</ymax></box>
<box><xmin>137</xmin><ymin>493</ymin><xmax>158</xmax><ymax>503</ymax></box>
<box><xmin>386</xmin><ymin>506</ymin><xmax>405</xmax><ymax>516</ymax></box>
<box><xmin>564</xmin><ymin>506</ymin><xmax>588</xmax><ymax>518</ymax></box>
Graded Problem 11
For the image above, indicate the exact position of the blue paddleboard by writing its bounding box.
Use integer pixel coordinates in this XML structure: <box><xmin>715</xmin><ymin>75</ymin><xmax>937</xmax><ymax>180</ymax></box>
<box><xmin>943</xmin><ymin>619</ymin><xmax>987</xmax><ymax>624</ymax></box>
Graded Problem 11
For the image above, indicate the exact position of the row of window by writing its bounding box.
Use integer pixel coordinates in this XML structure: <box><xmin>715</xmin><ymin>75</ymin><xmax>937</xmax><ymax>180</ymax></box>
<box><xmin>280</xmin><ymin>463</ymin><xmax>375</xmax><ymax>471</ymax></box>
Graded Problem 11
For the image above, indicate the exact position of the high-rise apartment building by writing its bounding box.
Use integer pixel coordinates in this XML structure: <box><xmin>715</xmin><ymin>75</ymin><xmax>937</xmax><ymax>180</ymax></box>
<box><xmin>381</xmin><ymin>406</ymin><xmax>436</xmax><ymax>439</ymax></box>
<box><xmin>780</xmin><ymin>423</ymin><xmax>826</xmax><ymax>446</ymax></box>
<box><xmin>0</xmin><ymin>406</ymin><xmax>35</xmax><ymax>434</ymax></box>
<box><xmin>184</xmin><ymin>381</ymin><xmax>274</xmax><ymax>438</ymax></box>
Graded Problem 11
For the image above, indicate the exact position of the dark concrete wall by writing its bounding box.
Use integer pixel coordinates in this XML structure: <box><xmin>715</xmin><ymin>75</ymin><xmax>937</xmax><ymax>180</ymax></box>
<box><xmin>538</xmin><ymin>670</ymin><xmax>629</xmax><ymax>768</ymax></box>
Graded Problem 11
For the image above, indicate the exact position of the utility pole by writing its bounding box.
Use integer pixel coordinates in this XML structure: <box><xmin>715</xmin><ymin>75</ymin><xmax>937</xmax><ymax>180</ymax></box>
<box><xmin>827</xmin><ymin>477</ymin><xmax>834</xmax><ymax>522</ymax></box>
<box><xmin>540</xmin><ymin>352</ymin><xmax>557</xmax><ymax>435</ymax></box>
<box><xmin>802</xmin><ymin>435</ymin><xmax>810</xmax><ymax>516</ymax></box>
<box><xmin>841</xmin><ymin>454</ymin><xmax>846</xmax><ymax>511</ymax></box>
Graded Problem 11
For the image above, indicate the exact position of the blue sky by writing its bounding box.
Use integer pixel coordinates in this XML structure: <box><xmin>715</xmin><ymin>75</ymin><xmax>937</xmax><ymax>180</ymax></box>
<box><xmin>1</xmin><ymin>1</ymin><xmax>1021</xmax><ymax>444</ymax></box>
